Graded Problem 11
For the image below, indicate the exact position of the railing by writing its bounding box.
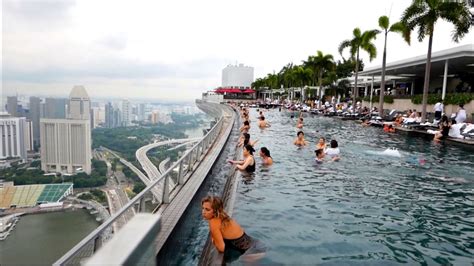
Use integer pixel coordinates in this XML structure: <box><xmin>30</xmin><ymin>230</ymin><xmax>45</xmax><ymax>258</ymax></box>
<box><xmin>54</xmin><ymin>111</ymin><xmax>226</xmax><ymax>265</ymax></box>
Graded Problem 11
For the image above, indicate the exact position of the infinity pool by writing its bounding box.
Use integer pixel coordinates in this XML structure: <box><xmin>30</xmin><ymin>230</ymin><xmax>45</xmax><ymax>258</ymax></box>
<box><xmin>231</xmin><ymin>108</ymin><xmax>473</xmax><ymax>265</ymax></box>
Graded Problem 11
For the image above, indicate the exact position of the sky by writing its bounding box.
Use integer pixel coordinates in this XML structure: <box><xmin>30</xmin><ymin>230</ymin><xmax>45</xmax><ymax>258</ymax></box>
<box><xmin>2</xmin><ymin>0</ymin><xmax>473</xmax><ymax>101</ymax></box>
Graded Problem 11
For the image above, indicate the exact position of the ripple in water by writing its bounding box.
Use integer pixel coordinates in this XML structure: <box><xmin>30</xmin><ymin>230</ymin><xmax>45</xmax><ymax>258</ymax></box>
<box><xmin>230</xmin><ymin>108</ymin><xmax>474</xmax><ymax>265</ymax></box>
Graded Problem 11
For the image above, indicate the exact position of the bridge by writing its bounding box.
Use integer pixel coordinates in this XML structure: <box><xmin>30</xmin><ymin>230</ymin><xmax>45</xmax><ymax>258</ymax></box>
<box><xmin>54</xmin><ymin>100</ymin><xmax>239</xmax><ymax>265</ymax></box>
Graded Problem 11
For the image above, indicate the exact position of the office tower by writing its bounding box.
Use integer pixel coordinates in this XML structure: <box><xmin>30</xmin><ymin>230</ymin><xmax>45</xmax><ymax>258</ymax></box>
<box><xmin>25</xmin><ymin>120</ymin><xmax>34</xmax><ymax>151</ymax></box>
<box><xmin>121</xmin><ymin>99</ymin><xmax>131</xmax><ymax>127</ymax></box>
<box><xmin>6</xmin><ymin>96</ymin><xmax>18</xmax><ymax>117</ymax></box>
<box><xmin>68</xmin><ymin>85</ymin><xmax>91</xmax><ymax>120</ymax></box>
<box><xmin>40</xmin><ymin>86</ymin><xmax>92</xmax><ymax>174</ymax></box>
<box><xmin>40</xmin><ymin>119</ymin><xmax>92</xmax><ymax>174</ymax></box>
<box><xmin>43</xmin><ymin>98</ymin><xmax>67</xmax><ymax>119</ymax></box>
<box><xmin>29</xmin><ymin>96</ymin><xmax>41</xmax><ymax>147</ymax></box>
<box><xmin>0</xmin><ymin>113</ymin><xmax>28</xmax><ymax>162</ymax></box>
<box><xmin>138</xmin><ymin>103</ymin><xmax>146</xmax><ymax>121</ymax></box>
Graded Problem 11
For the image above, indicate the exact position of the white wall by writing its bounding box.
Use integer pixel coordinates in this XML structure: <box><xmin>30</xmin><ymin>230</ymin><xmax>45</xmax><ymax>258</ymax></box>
<box><xmin>222</xmin><ymin>64</ymin><xmax>254</xmax><ymax>88</ymax></box>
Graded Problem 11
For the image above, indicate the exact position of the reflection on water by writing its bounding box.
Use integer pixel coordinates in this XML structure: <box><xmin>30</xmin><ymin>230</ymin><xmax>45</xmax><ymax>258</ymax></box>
<box><xmin>231</xmin><ymin>108</ymin><xmax>474</xmax><ymax>265</ymax></box>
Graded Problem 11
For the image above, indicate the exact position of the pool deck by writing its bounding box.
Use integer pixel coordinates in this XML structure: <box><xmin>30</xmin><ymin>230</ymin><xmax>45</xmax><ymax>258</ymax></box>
<box><xmin>394</xmin><ymin>125</ymin><xmax>474</xmax><ymax>146</ymax></box>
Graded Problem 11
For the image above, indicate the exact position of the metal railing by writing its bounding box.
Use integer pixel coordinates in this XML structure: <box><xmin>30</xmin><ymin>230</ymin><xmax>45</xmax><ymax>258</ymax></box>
<box><xmin>54</xmin><ymin>110</ymin><xmax>226</xmax><ymax>265</ymax></box>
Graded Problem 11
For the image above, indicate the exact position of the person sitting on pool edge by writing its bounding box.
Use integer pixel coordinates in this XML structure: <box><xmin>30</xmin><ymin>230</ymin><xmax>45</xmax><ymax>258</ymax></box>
<box><xmin>229</xmin><ymin>144</ymin><xmax>256</xmax><ymax>173</ymax></box>
<box><xmin>259</xmin><ymin>147</ymin><xmax>273</xmax><ymax>166</ymax></box>
<box><xmin>201</xmin><ymin>196</ymin><xmax>265</xmax><ymax>262</ymax></box>
<box><xmin>294</xmin><ymin>131</ymin><xmax>308</xmax><ymax>146</ymax></box>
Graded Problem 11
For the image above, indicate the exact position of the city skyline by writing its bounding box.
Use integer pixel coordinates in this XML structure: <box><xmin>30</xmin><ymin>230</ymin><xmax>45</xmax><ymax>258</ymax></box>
<box><xmin>2</xmin><ymin>0</ymin><xmax>473</xmax><ymax>100</ymax></box>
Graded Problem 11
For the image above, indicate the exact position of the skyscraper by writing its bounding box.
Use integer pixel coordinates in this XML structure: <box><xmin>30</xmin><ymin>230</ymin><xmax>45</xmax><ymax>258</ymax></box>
<box><xmin>138</xmin><ymin>103</ymin><xmax>146</xmax><ymax>121</ymax></box>
<box><xmin>28</xmin><ymin>96</ymin><xmax>41</xmax><ymax>148</ymax></box>
<box><xmin>6</xmin><ymin>96</ymin><xmax>18</xmax><ymax>117</ymax></box>
<box><xmin>121</xmin><ymin>99</ymin><xmax>131</xmax><ymax>127</ymax></box>
<box><xmin>43</xmin><ymin>98</ymin><xmax>67</xmax><ymax>119</ymax></box>
<box><xmin>40</xmin><ymin>86</ymin><xmax>92</xmax><ymax>174</ymax></box>
<box><xmin>105</xmin><ymin>102</ymin><xmax>114</xmax><ymax>128</ymax></box>
<box><xmin>0</xmin><ymin>113</ymin><xmax>28</xmax><ymax>162</ymax></box>
<box><xmin>68</xmin><ymin>85</ymin><xmax>91</xmax><ymax>120</ymax></box>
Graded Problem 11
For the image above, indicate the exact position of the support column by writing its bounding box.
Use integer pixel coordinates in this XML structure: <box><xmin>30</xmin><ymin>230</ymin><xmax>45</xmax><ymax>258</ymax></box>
<box><xmin>392</xmin><ymin>80</ymin><xmax>396</xmax><ymax>95</ymax></box>
<box><xmin>369</xmin><ymin>76</ymin><xmax>374</xmax><ymax>111</ymax></box>
<box><xmin>411</xmin><ymin>81</ymin><xmax>415</xmax><ymax>96</ymax></box>
<box><xmin>442</xmin><ymin>59</ymin><xmax>449</xmax><ymax>100</ymax></box>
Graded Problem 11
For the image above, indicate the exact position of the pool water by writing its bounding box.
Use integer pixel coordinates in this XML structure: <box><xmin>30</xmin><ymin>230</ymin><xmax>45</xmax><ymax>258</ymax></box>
<box><xmin>231</xmin><ymin>108</ymin><xmax>473</xmax><ymax>265</ymax></box>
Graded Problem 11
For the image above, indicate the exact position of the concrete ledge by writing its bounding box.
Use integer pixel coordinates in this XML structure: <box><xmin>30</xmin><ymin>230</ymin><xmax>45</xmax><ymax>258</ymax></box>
<box><xmin>84</xmin><ymin>214</ymin><xmax>161</xmax><ymax>265</ymax></box>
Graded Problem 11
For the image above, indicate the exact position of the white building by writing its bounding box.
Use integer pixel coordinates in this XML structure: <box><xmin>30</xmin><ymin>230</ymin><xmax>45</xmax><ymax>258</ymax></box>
<box><xmin>26</xmin><ymin>120</ymin><xmax>34</xmax><ymax>151</ymax></box>
<box><xmin>67</xmin><ymin>86</ymin><xmax>91</xmax><ymax>120</ymax></box>
<box><xmin>121</xmin><ymin>99</ymin><xmax>131</xmax><ymax>127</ymax></box>
<box><xmin>40</xmin><ymin>119</ymin><xmax>92</xmax><ymax>174</ymax></box>
<box><xmin>40</xmin><ymin>86</ymin><xmax>92</xmax><ymax>174</ymax></box>
<box><xmin>0</xmin><ymin>114</ymin><xmax>28</xmax><ymax>162</ymax></box>
<box><xmin>222</xmin><ymin>63</ymin><xmax>254</xmax><ymax>88</ymax></box>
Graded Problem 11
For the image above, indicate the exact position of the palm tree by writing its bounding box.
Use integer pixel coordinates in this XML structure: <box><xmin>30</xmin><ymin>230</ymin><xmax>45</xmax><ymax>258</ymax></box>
<box><xmin>304</xmin><ymin>51</ymin><xmax>335</xmax><ymax>98</ymax></box>
<box><xmin>377</xmin><ymin>16</ymin><xmax>411</xmax><ymax>115</ymax></box>
<box><xmin>339</xmin><ymin>28</ymin><xmax>379</xmax><ymax>111</ymax></box>
<box><xmin>402</xmin><ymin>0</ymin><xmax>471</xmax><ymax>122</ymax></box>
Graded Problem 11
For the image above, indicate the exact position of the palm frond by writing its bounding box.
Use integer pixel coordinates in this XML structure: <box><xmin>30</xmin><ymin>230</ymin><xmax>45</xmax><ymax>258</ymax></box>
<box><xmin>439</xmin><ymin>1</ymin><xmax>471</xmax><ymax>42</ymax></box>
<box><xmin>379</xmin><ymin>15</ymin><xmax>390</xmax><ymax>30</ymax></box>
<box><xmin>390</xmin><ymin>21</ymin><xmax>411</xmax><ymax>45</ymax></box>
<box><xmin>338</xmin><ymin>40</ymin><xmax>352</xmax><ymax>58</ymax></box>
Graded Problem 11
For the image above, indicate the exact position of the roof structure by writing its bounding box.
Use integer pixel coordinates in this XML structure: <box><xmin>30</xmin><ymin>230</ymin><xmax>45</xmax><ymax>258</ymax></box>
<box><xmin>69</xmin><ymin>85</ymin><xmax>90</xmax><ymax>99</ymax></box>
<box><xmin>359</xmin><ymin>44</ymin><xmax>474</xmax><ymax>78</ymax></box>
<box><xmin>0</xmin><ymin>183</ymin><xmax>73</xmax><ymax>209</ymax></box>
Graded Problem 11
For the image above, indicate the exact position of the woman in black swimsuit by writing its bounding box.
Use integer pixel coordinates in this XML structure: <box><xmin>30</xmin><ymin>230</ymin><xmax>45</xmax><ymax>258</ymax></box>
<box><xmin>202</xmin><ymin>196</ymin><xmax>265</xmax><ymax>262</ymax></box>
<box><xmin>229</xmin><ymin>144</ymin><xmax>256</xmax><ymax>173</ymax></box>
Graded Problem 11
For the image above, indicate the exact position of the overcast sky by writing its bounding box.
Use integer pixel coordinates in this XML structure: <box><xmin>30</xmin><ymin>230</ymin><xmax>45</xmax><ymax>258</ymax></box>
<box><xmin>2</xmin><ymin>0</ymin><xmax>473</xmax><ymax>101</ymax></box>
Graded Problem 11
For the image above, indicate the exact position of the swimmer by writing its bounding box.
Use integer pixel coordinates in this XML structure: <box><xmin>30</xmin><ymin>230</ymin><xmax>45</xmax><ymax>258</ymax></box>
<box><xmin>238</xmin><ymin>133</ymin><xmax>258</xmax><ymax>147</ymax></box>
<box><xmin>325</xmin><ymin>139</ymin><xmax>340</xmax><ymax>161</ymax></box>
<box><xmin>296</xmin><ymin>117</ymin><xmax>304</xmax><ymax>129</ymax></box>
<box><xmin>240</xmin><ymin>120</ymin><xmax>250</xmax><ymax>133</ymax></box>
<box><xmin>258</xmin><ymin>116</ymin><xmax>271</xmax><ymax>128</ymax></box>
<box><xmin>315</xmin><ymin>149</ymin><xmax>325</xmax><ymax>163</ymax></box>
<box><xmin>259</xmin><ymin>147</ymin><xmax>273</xmax><ymax>166</ymax></box>
<box><xmin>229</xmin><ymin>144</ymin><xmax>256</xmax><ymax>173</ymax></box>
<box><xmin>316</xmin><ymin>137</ymin><xmax>327</xmax><ymax>150</ymax></box>
<box><xmin>202</xmin><ymin>196</ymin><xmax>265</xmax><ymax>261</ymax></box>
<box><xmin>294</xmin><ymin>131</ymin><xmax>308</xmax><ymax>146</ymax></box>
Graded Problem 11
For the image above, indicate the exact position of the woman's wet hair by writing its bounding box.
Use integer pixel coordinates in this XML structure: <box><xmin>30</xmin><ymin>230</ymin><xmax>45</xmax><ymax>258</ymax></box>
<box><xmin>319</xmin><ymin>137</ymin><xmax>325</xmax><ymax>142</ymax></box>
<box><xmin>243</xmin><ymin>120</ymin><xmax>250</xmax><ymax>126</ymax></box>
<box><xmin>315</xmin><ymin>149</ymin><xmax>324</xmax><ymax>157</ymax></box>
<box><xmin>260</xmin><ymin>116</ymin><xmax>265</xmax><ymax>121</ymax></box>
<box><xmin>260</xmin><ymin>147</ymin><xmax>271</xmax><ymax>157</ymax></box>
<box><xmin>243</xmin><ymin>133</ymin><xmax>250</xmax><ymax>146</ymax></box>
<box><xmin>244</xmin><ymin>144</ymin><xmax>255</xmax><ymax>155</ymax></box>
<box><xmin>330</xmin><ymin>139</ymin><xmax>338</xmax><ymax>148</ymax></box>
<box><xmin>201</xmin><ymin>196</ymin><xmax>230</xmax><ymax>226</ymax></box>
<box><xmin>297</xmin><ymin>131</ymin><xmax>304</xmax><ymax>136</ymax></box>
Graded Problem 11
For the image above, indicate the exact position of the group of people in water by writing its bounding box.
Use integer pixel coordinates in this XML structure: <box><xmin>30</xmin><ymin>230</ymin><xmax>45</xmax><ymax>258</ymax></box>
<box><xmin>202</xmin><ymin>105</ymin><xmax>342</xmax><ymax>262</ymax></box>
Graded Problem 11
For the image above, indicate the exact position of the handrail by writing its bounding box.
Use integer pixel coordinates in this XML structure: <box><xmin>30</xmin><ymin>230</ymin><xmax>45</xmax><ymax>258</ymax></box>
<box><xmin>54</xmin><ymin>107</ymin><xmax>227</xmax><ymax>266</ymax></box>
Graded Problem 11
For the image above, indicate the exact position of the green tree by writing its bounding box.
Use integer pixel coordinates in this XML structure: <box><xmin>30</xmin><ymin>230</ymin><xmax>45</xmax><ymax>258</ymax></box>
<box><xmin>401</xmin><ymin>0</ymin><xmax>471</xmax><ymax>121</ymax></box>
<box><xmin>339</xmin><ymin>28</ymin><xmax>379</xmax><ymax>108</ymax></box>
<box><xmin>377</xmin><ymin>16</ymin><xmax>411</xmax><ymax>114</ymax></box>
<box><xmin>304</xmin><ymin>51</ymin><xmax>335</xmax><ymax>97</ymax></box>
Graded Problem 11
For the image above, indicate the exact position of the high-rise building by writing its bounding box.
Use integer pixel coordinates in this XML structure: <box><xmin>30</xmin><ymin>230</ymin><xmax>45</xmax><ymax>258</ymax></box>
<box><xmin>43</xmin><ymin>98</ymin><xmax>67</xmax><ymax>119</ymax></box>
<box><xmin>150</xmin><ymin>111</ymin><xmax>159</xmax><ymax>124</ymax></box>
<box><xmin>91</xmin><ymin>107</ymin><xmax>105</xmax><ymax>128</ymax></box>
<box><xmin>138</xmin><ymin>103</ymin><xmax>146</xmax><ymax>121</ymax></box>
<box><xmin>105</xmin><ymin>102</ymin><xmax>114</xmax><ymax>128</ymax></box>
<box><xmin>121</xmin><ymin>99</ymin><xmax>131</xmax><ymax>127</ymax></box>
<box><xmin>25</xmin><ymin>120</ymin><xmax>34</xmax><ymax>152</ymax></box>
<box><xmin>222</xmin><ymin>64</ymin><xmax>254</xmax><ymax>89</ymax></box>
<box><xmin>40</xmin><ymin>119</ymin><xmax>92</xmax><ymax>174</ymax></box>
<box><xmin>6</xmin><ymin>96</ymin><xmax>18</xmax><ymax>117</ymax></box>
<box><xmin>28</xmin><ymin>96</ymin><xmax>41</xmax><ymax>148</ymax></box>
<box><xmin>113</xmin><ymin>109</ymin><xmax>122</xmax><ymax>128</ymax></box>
<box><xmin>0</xmin><ymin>113</ymin><xmax>28</xmax><ymax>162</ymax></box>
<box><xmin>40</xmin><ymin>86</ymin><xmax>92</xmax><ymax>174</ymax></box>
<box><xmin>68</xmin><ymin>85</ymin><xmax>91</xmax><ymax>120</ymax></box>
